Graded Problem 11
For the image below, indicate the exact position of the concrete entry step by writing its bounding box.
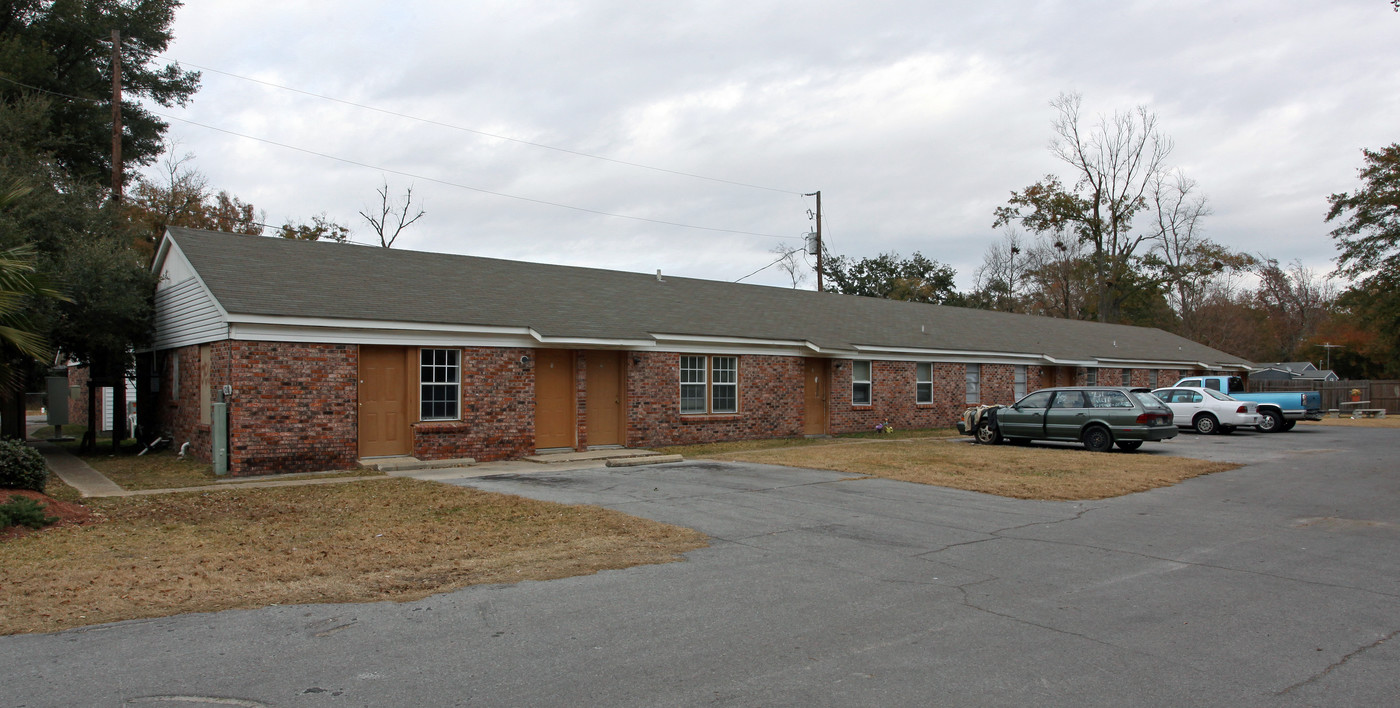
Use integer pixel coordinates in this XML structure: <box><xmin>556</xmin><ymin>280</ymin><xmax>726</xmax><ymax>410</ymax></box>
<box><xmin>524</xmin><ymin>448</ymin><xmax>664</xmax><ymax>464</ymax></box>
<box><xmin>360</xmin><ymin>456</ymin><xmax>476</xmax><ymax>472</ymax></box>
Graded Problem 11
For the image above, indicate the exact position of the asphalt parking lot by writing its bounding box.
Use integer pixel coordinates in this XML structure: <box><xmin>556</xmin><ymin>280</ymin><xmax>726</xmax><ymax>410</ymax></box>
<box><xmin>3</xmin><ymin>424</ymin><xmax>1397</xmax><ymax>707</ymax></box>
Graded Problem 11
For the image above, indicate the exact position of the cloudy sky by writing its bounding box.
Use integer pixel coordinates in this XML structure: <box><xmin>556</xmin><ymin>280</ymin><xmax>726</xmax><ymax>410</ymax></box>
<box><xmin>148</xmin><ymin>1</ymin><xmax>1400</xmax><ymax>291</ymax></box>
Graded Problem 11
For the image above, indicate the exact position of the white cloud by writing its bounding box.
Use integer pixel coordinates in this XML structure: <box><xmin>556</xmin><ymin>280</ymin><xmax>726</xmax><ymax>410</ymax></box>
<box><xmin>149</xmin><ymin>0</ymin><xmax>1400</xmax><ymax>290</ymax></box>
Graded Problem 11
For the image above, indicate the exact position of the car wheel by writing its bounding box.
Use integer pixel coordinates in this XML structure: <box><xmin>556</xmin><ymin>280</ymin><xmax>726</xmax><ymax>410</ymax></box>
<box><xmin>1115</xmin><ymin>440</ymin><xmax>1143</xmax><ymax>452</ymax></box>
<box><xmin>1279</xmin><ymin>419</ymin><xmax>1296</xmax><ymax>432</ymax></box>
<box><xmin>1193</xmin><ymin>414</ymin><xmax>1219</xmax><ymax>435</ymax></box>
<box><xmin>1081</xmin><ymin>425</ymin><xmax>1112</xmax><ymax>453</ymax></box>
<box><xmin>974</xmin><ymin>421</ymin><xmax>1002</xmax><ymax>445</ymax></box>
<box><xmin>1256</xmin><ymin>410</ymin><xmax>1284</xmax><ymax>433</ymax></box>
<box><xmin>1219</xmin><ymin>425</ymin><xmax>1236</xmax><ymax>434</ymax></box>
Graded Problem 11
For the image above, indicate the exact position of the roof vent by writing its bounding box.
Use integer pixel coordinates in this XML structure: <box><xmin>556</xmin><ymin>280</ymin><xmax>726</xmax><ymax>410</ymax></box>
<box><xmin>656</xmin><ymin>269</ymin><xmax>663</xmax><ymax>282</ymax></box>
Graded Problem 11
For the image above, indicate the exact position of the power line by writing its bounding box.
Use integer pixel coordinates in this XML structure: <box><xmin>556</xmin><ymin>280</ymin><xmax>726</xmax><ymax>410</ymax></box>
<box><xmin>165</xmin><ymin>58</ymin><xmax>802</xmax><ymax>196</ymax></box>
<box><xmin>0</xmin><ymin>74</ymin><xmax>803</xmax><ymax>241</ymax></box>
<box><xmin>735</xmin><ymin>246</ymin><xmax>805</xmax><ymax>283</ymax></box>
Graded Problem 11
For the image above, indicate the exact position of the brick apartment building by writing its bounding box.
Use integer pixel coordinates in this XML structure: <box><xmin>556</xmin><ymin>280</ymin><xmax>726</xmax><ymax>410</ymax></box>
<box><xmin>142</xmin><ymin>227</ymin><xmax>1251</xmax><ymax>475</ymax></box>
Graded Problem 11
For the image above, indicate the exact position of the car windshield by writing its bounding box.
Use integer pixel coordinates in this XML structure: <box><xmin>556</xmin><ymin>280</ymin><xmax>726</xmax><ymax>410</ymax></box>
<box><xmin>1203</xmin><ymin>389</ymin><xmax>1235</xmax><ymax>401</ymax></box>
<box><xmin>1131</xmin><ymin>391</ymin><xmax>1168</xmax><ymax>409</ymax></box>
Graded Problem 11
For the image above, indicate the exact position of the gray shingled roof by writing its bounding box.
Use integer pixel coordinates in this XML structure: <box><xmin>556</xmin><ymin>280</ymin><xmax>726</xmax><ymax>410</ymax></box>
<box><xmin>165</xmin><ymin>227</ymin><xmax>1250</xmax><ymax>367</ymax></box>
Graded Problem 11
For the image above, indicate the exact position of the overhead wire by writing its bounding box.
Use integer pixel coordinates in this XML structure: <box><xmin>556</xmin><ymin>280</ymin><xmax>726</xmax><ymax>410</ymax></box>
<box><xmin>735</xmin><ymin>246</ymin><xmax>805</xmax><ymax>283</ymax></box>
<box><xmin>0</xmin><ymin>74</ymin><xmax>803</xmax><ymax>241</ymax></box>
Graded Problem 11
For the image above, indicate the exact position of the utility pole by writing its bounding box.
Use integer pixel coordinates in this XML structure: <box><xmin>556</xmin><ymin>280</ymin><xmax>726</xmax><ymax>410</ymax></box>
<box><xmin>110</xmin><ymin>29</ymin><xmax>123</xmax><ymax>205</ymax></box>
<box><xmin>805</xmin><ymin>190</ymin><xmax>822</xmax><ymax>292</ymax></box>
<box><xmin>108</xmin><ymin>29</ymin><xmax>127</xmax><ymax>453</ymax></box>
<box><xmin>1317</xmin><ymin>342</ymin><xmax>1343</xmax><ymax>371</ymax></box>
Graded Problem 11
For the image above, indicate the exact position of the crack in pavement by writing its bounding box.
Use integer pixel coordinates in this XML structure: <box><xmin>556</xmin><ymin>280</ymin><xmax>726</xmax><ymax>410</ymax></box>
<box><xmin>1274</xmin><ymin>627</ymin><xmax>1399</xmax><ymax>696</ymax></box>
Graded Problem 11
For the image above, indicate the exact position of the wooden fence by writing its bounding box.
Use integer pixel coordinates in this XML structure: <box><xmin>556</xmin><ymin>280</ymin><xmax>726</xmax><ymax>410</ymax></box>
<box><xmin>1248</xmin><ymin>379</ymin><xmax>1399</xmax><ymax>414</ymax></box>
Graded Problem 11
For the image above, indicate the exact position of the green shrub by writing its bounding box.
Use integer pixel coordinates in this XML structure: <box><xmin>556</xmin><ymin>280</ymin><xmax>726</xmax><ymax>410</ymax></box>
<box><xmin>0</xmin><ymin>439</ymin><xmax>49</xmax><ymax>492</ymax></box>
<box><xmin>0</xmin><ymin>495</ymin><xmax>57</xmax><ymax>529</ymax></box>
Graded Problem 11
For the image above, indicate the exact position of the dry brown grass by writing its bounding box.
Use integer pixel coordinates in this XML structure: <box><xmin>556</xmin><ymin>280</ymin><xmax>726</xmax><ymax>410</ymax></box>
<box><xmin>659</xmin><ymin>428</ymin><xmax>956</xmax><ymax>458</ymax></box>
<box><xmin>1299</xmin><ymin>416</ymin><xmax>1400</xmax><ymax>429</ymax></box>
<box><xmin>63</xmin><ymin>446</ymin><xmax>378</xmax><ymax>490</ymax></box>
<box><xmin>0</xmin><ymin>478</ymin><xmax>706</xmax><ymax>635</ymax></box>
<box><xmin>695</xmin><ymin>437</ymin><xmax>1238</xmax><ymax>500</ymax></box>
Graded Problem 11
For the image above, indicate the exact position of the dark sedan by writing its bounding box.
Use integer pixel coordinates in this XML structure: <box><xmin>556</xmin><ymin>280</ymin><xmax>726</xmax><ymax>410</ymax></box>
<box><xmin>959</xmin><ymin>387</ymin><xmax>1178</xmax><ymax>452</ymax></box>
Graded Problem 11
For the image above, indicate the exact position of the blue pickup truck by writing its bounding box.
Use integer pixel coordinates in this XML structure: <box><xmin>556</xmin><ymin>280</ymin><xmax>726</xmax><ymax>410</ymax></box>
<box><xmin>1171</xmin><ymin>375</ymin><xmax>1323</xmax><ymax>433</ymax></box>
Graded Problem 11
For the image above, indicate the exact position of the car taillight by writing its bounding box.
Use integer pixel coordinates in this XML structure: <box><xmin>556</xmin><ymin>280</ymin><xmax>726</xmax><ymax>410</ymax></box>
<box><xmin>1237</xmin><ymin>405</ymin><xmax>1248</xmax><ymax>413</ymax></box>
<box><xmin>1136</xmin><ymin>413</ymin><xmax>1165</xmax><ymax>424</ymax></box>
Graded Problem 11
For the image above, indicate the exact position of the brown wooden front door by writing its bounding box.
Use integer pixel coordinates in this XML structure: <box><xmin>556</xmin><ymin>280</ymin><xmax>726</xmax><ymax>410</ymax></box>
<box><xmin>803</xmin><ymin>358</ymin><xmax>828</xmax><ymax>435</ymax></box>
<box><xmin>534</xmin><ymin>349</ymin><xmax>576</xmax><ymax>450</ymax></box>
<box><xmin>585</xmin><ymin>351</ymin><xmax>624</xmax><ymax>446</ymax></box>
<box><xmin>359</xmin><ymin>345</ymin><xmax>412</xmax><ymax>457</ymax></box>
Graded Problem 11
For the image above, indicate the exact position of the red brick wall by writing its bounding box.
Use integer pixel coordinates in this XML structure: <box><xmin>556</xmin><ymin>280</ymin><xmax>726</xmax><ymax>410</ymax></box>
<box><xmin>154</xmin><ymin>345</ymin><xmax>212</xmax><ymax>461</ymax></box>
<box><xmin>225</xmin><ymin>341</ymin><xmax>357</xmax><ymax>475</ymax></box>
<box><xmin>625</xmin><ymin>352</ymin><xmax>805</xmax><ymax>446</ymax></box>
<box><xmin>416</xmin><ymin>346</ymin><xmax>534</xmax><ymax>462</ymax></box>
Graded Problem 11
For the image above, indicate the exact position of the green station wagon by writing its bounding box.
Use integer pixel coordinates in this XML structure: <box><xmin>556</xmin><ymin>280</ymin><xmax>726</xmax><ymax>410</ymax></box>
<box><xmin>960</xmin><ymin>387</ymin><xmax>1178</xmax><ymax>452</ymax></box>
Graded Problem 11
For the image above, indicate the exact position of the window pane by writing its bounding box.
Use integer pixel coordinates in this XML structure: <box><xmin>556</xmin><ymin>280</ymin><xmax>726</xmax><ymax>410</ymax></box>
<box><xmin>712</xmin><ymin>357</ymin><xmax>737</xmax><ymax>384</ymax></box>
<box><xmin>420</xmin><ymin>349</ymin><xmax>460</xmax><ymax>420</ymax></box>
<box><xmin>1014</xmin><ymin>365</ymin><xmax>1027</xmax><ymax>399</ymax></box>
<box><xmin>1085</xmin><ymin>367</ymin><xmax>1098</xmax><ymax>386</ymax></box>
<box><xmin>1121</xmin><ymin>368</ymin><xmax>1132</xmax><ymax>386</ymax></box>
<box><xmin>853</xmin><ymin>382</ymin><xmax>871</xmax><ymax>405</ymax></box>
<box><xmin>916</xmin><ymin>382</ymin><xmax>932</xmax><ymax>404</ymax></box>
<box><xmin>680</xmin><ymin>384</ymin><xmax>706</xmax><ymax>413</ymax></box>
<box><xmin>711</xmin><ymin>384</ymin><xmax>737</xmax><ymax>413</ymax></box>
<box><xmin>680</xmin><ymin>356</ymin><xmax>707</xmax><ymax>413</ymax></box>
<box><xmin>965</xmin><ymin>364</ymin><xmax>980</xmax><ymax>404</ymax></box>
<box><xmin>852</xmin><ymin>361</ymin><xmax>871</xmax><ymax>405</ymax></box>
<box><xmin>680</xmin><ymin>356</ymin><xmax>706</xmax><ymax>384</ymax></box>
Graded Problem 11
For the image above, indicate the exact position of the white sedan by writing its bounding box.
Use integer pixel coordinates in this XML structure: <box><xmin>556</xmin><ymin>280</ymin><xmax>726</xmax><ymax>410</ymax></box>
<box><xmin>1151</xmin><ymin>387</ymin><xmax>1263</xmax><ymax>434</ymax></box>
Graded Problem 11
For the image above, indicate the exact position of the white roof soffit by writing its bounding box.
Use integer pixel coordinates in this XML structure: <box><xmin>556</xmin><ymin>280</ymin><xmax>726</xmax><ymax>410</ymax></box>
<box><xmin>1093</xmin><ymin>356</ymin><xmax>1242</xmax><ymax>369</ymax></box>
<box><xmin>528</xmin><ymin>329</ymin><xmax>656</xmax><ymax>348</ymax></box>
<box><xmin>854</xmin><ymin>344</ymin><xmax>1055</xmax><ymax>364</ymax></box>
<box><xmin>651</xmin><ymin>332</ymin><xmax>812</xmax><ymax>348</ymax></box>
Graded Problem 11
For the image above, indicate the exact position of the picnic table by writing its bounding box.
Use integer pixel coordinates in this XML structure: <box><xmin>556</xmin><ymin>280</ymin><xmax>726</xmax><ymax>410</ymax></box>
<box><xmin>1339</xmin><ymin>401</ymin><xmax>1386</xmax><ymax>418</ymax></box>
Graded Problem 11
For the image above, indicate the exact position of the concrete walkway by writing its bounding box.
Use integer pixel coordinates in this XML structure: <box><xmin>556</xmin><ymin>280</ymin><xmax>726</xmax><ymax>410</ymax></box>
<box><xmin>30</xmin><ymin>440</ymin><xmax>126</xmax><ymax>497</ymax></box>
<box><xmin>27</xmin><ymin>436</ymin><xmax>677</xmax><ymax>498</ymax></box>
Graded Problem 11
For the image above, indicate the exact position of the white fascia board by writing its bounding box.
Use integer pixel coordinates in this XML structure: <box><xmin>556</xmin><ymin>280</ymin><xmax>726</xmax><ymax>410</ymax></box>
<box><xmin>853</xmin><ymin>344</ymin><xmax>1050</xmax><ymax>365</ymax></box>
<box><xmin>651</xmin><ymin>333</ymin><xmax>811</xmax><ymax>348</ymax></box>
<box><xmin>1093</xmin><ymin>356</ymin><xmax>1245</xmax><ymax>369</ymax></box>
<box><xmin>528</xmin><ymin>328</ymin><xmax>656</xmax><ymax>348</ymax></box>
<box><xmin>228</xmin><ymin>322</ymin><xmax>541</xmax><ymax>348</ymax></box>
<box><xmin>230</xmin><ymin>314</ymin><xmax>527</xmax><ymax>336</ymax></box>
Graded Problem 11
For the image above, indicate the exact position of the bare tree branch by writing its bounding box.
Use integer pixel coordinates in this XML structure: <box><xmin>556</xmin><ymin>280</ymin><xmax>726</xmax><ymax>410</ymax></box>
<box><xmin>359</xmin><ymin>179</ymin><xmax>426</xmax><ymax>248</ymax></box>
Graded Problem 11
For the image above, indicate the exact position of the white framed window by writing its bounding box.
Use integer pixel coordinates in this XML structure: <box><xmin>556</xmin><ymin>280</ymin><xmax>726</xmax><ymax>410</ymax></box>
<box><xmin>1148</xmin><ymin>370</ymin><xmax>1158</xmax><ymax>388</ymax></box>
<box><xmin>851</xmin><ymin>361</ymin><xmax>872</xmax><ymax>405</ymax></box>
<box><xmin>1085</xmin><ymin>367</ymin><xmax>1098</xmax><ymax>386</ymax></box>
<box><xmin>680</xmin><ymin>355</ymin><xmax>707</xmax><ymax>414</ymax></box>
<box><xmin>420</xmin><ymin>348</ymin><xmax>460</xmax><ymax>420</ymax></box>
<box><xmin>711</xmin><ymin>356</ymin><xmax>738</xmax><ymax>413</ymax></box>
<box><xmin>916</xmin><ymin>363</ymin><xmax>933</xmax><ymax>404</ymax></box>
<box><xmin>1014</xmin><ymin>365</ymin><xmax>1027</xmax><ymax>399</ymax></box>
<box><xmin>1121</xmin><ymin>368</ymin><xmax>1133</xmax><ymax>387</ymax></box>
<box><xmin>680</xmin><ymin>355</ymin><xmax>739</xmax><ymax>414</ymax></box>
<box><xmin>965</xmin><ymin>364</ymin><xmax>981</xmax><ymax>404</ymax></box>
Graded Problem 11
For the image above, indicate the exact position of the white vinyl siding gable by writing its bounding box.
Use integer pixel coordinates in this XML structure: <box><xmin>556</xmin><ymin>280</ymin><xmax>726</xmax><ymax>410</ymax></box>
<box><xmin>152</xmin><ymin>277</ymin><xmax>229</xmax><ymax>350</ymax></box>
